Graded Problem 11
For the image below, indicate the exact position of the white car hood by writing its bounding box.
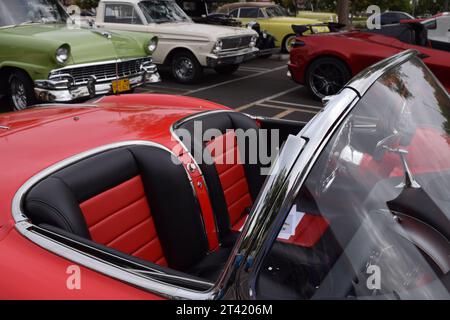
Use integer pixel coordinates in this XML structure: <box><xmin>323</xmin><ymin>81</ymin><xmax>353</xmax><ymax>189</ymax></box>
<box><xmin>152</xmin><ymin>22</ymin><xmax>256</xmax><ymax>41</ymax></box>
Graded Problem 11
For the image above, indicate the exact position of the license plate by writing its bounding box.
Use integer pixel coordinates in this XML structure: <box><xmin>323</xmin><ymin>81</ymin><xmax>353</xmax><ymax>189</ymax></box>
<box><xmin>235</xmin><ymin>55</ymin><xmax>244</xmax><ymax>64</ymax></box>
<box><xmin>112</xmin><ymin>78</ymin><xmax>130</xmax><ymax>94</ymax></box>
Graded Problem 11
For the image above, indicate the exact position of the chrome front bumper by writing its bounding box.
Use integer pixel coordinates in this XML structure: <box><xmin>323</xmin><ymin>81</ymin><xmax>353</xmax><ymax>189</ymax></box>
<box><xmin>206</xmin><ymin>47</ymin><xmax>259</xmax><ymax>67</ymax></box>
<box><xmin>35</xmin><ymin>62</ymin><xmax>161</xmax><ymax>103</ymax></box>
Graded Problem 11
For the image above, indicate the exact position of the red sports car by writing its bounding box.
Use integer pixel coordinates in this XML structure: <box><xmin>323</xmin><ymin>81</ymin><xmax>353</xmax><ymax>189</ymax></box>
<box><xmin>1</xmin><ymin>50</ymin><xmax>449</xmax><ymax>299</ymax></box>
<box><xmin>288</xmin><ymin>21</ymin><xmax>450</xmax><ymax>99</ymax></box>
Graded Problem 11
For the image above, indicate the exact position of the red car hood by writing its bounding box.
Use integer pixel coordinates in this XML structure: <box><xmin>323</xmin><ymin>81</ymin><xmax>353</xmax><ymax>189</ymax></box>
<box><xmin>0</xmin><ymin>94</ymin><xmax>226</xmax><ymax>225</ymax></box>
<box><xmin>325</xmin><ymin>30</ymin><xmax>407</xmax><ymax>49</ymax></box>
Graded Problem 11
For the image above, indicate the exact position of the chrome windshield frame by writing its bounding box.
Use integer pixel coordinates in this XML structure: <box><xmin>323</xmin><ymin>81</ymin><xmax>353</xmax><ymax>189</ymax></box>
<box><xmin>225</xmin><ymin>49</ymin><xmax>422</xmax><ymax>299</ymax></box>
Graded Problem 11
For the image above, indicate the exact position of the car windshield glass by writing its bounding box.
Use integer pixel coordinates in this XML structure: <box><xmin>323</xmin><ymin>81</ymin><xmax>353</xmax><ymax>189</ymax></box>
<box><xmin>265</xmin><ymin>5</ymin><xmax>287</xmax><ymax>17</ymax></box>
<box><xmin>257</xmin><ymin>57</ymin><xmax>450</xmax><ymax>299</ymax></box>
<box><xmin>139</xmin><ymin>0</ymin><xmax>190</xmax><ymax>23</ymax></box>
<box><xmin>0</xmin><ymin>0</ymin><xmax>67</xmax><ymax>27</ymax></box>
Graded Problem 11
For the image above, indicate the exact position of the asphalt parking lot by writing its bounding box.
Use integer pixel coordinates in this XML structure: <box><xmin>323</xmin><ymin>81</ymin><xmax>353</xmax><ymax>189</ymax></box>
<box><xmin>0</xmin><ymin>54</ymin><xmax>323</xmax><ymax>123</ymax></box>
<box><xmin>138</xmin><ymin>54</ymin><xmax>322</xmax><ymax>124</ymax></box>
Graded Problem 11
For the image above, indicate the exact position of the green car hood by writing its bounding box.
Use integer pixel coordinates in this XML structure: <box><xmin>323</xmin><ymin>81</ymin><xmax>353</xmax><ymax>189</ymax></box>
<box><xmin>2</xmin><ymin>24</ymin><xmax>150</xmax><ymax>65</ymax></box>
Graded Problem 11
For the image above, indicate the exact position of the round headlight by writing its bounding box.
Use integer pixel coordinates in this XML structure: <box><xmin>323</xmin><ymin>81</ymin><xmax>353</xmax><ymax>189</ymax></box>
<box><xmin>213</xmin><ymin>40</ymin><xmax>223</xmax><ymax>54</ymax></box>
<box><xmin>250</xmin><ymin>35</ymin><xmax>258</xmax><ymax>47</ymax></box>
<box><xmin>147</xmin><ymin>37</ymin><xmax>158</xmax><ymax>53</ymax></box>
<box><xmin>56</xmin><ymin>45</ymin><xmax>70</xmax><ymax>64</ymax></box>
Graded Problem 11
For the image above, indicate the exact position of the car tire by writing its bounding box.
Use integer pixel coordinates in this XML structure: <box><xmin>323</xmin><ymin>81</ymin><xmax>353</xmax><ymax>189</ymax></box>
<box><xmin>305</xmin><ymin>57</ymin><xmax>351</xmax><ymax>101</ymax></box>
<box><xmin>214</xmin><ymin>64</ymin><xmax>239</xmax><ymax>75</ymax></box>
<box><xmin>282</xmin><ymin>34</ymin><xmax>296</xmax><ymax>53</ymax></box>
<box><xmin>8</xmin><ymin>70</ymin><xmax>37</xmax><ymax>111</ymax></box>
<box><xmin>171</xmin><ymin>51</ymin><xmax>203</xmax><ymax>84</ymax></box>
<box><xmin>259</xmin><ymin>54</ymin><xmax>273</xmax><ymax>59</ymax></box>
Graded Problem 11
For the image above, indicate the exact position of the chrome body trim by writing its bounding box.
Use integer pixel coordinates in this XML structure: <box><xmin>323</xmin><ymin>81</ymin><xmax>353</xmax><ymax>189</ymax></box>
<box><xmin>170</xmin><ymin>109</ymin><xmax>242</xmax><ymax>242</ymax></box>
<box><xmin>11</xmin><ymin>140</ymin><xmax>219</xmax><ymax>300</ymax></box>
<box><xmin>207</xmin><ymin>47</ymin><xmax>259</xmax><ymax>67</ymax></box>
<box><xmin>48</xmin><ymin>57</ymin><xmax>153</xmax><ymax>72</ymax></box>
<box><xmin>34</xmin><ymin>58</ymin><xmax>161</xmax><ymax>103</ymax></box>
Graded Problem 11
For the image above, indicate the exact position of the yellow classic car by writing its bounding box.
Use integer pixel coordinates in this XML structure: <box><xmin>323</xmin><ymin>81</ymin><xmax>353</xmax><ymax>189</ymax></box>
<box><xmin>297</xmin><ymin>10</ymin><xmax>338</xmax><ymax>23</ymax></box>
<box><xmin>216</xmin><ymin>2</ymin><xmax>326</xmax><ymax>52</ymax></box>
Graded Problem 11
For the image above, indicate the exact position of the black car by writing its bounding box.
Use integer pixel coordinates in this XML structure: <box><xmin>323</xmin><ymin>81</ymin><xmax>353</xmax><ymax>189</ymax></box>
<box><xmin>368</xmin><ymin>11</ymin><xmax>415</xmax><ymax>26</ymax></box>
<box><xmin>177</xmin><ymin>0</ymin><xmax>276</xmax><ymax>57</ymax></box>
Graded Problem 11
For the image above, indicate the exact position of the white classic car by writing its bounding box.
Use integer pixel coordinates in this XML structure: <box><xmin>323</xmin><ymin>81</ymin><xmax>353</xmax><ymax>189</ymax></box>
<box><xmin>95</xmin><ymin>0</ymin><xmax>259</xmax><ymax>83</ymax></box>
<box><xmin>423</xmin><ymin>13</ymin><xmax>450</xmax><ymax>52</ymax></box>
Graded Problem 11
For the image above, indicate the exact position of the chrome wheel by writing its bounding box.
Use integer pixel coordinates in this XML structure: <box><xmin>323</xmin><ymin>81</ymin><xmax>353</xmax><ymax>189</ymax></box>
<box><xmin>284</xmin><ymin>35</ymin><xmax>296</xmax><ymax>53</ymax></box>
<box><xmin>309</xmin><ymin>63</ymin><xmax>347</xmax><ymax>99</ymax></box>
<box><xmin>10</xmin><ymin>77</ymin><xmax>28</xmax><ymax>111</ymax></box>
<box><xmin>174</xmin><ymin>57</ymin><xmax>194</xmax><ymax>82</ymax></box>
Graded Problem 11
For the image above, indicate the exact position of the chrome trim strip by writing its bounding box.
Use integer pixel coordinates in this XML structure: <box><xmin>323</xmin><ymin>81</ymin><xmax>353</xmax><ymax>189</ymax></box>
<box><xmin>11</xmin><ymin>140</ymin><xmax>222</xmax><ymax>300</ymax></box>
<box><xmin>170</xmin><ymin>109</ymin><xmax>241</xmax><ymax>244</ymax></box>
<box><xmin>49</xmin><ymin>57</ymin><xmax>152</xmax><ymax>73</ymax></box>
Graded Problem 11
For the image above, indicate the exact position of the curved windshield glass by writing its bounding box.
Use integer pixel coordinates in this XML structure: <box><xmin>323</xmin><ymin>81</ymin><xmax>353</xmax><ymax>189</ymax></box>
<box><xmin>257</xmin><ymin>57</ymin><xmax>450</xmax><ymax>299</ymax></box>
<box><xmin>139</xmin><ymin>0</ymin><xmax>190</xmax><ymax>23</ymax></box>
<box><xmin>0</xmin><ymin>0</ymin><xmax>67</xmax><ymax>27</ymax></box>
<box><xmin>265</xmin><ymin>6</ymin><xmax>287</xmax><ymax>18</ymax></box>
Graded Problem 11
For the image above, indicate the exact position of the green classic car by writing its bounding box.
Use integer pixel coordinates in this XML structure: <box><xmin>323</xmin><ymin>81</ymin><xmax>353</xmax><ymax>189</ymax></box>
<box><xmin>216</xmin><ymin>2</ymin><xmax>327</xmax><ymax>52</ymax></box>
<box><xmin>0</xmin><ymin>0</ymin><xmax>160</xmax><ymax>111</ymax></box>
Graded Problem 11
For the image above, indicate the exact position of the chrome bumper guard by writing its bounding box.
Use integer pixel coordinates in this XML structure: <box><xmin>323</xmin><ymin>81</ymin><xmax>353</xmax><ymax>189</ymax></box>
<box><xmin>207</xmin><ymin>47</ymin><xmax>259</xmax><ymax>67</ymax></box>
<box><xmin>35</xmin><ymin>60</ymin><xmax>161</xmax><ymax>103</ymax></box>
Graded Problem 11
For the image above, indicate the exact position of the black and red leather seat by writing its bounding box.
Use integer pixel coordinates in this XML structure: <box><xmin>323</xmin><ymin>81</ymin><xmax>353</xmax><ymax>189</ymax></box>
<box><xmin>24</xmin><ymin>145</ymin><xmax>228</xmax><ymax>280</ymax></box>
<box><xmin>174</xmin><ymin>112</ymin><xmax>266</xmax><ymax>245</ymax></box>
<box><xmin>175</xmin><ymin>112</ymin><xmax>335</xmax><ymax>252</ymax></box>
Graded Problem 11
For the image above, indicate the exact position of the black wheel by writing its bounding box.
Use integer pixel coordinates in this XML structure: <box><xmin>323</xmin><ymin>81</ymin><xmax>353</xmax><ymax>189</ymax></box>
<box><xmin>171</xmin><ymin>51</ymin><xmax>203</xmax><ymax>84</ymax></box>
<box><xmin>8</xmin><ymin>70</ymin><xmax>36</xmax><ymax>111</ymax></box>
<box><xmin>281</xmin><ymin>34</ymin><xmax>296</xmax><ymax>53</ymax></box>
<box><xmin>214</xmin><ymin>64</ymin><xmax>239</xmax><ymax>75</ymax></box>
<box><xmin>305</xmin><ymin>57</ymin><xmax>351</xmax><ymax>100</ymax></box>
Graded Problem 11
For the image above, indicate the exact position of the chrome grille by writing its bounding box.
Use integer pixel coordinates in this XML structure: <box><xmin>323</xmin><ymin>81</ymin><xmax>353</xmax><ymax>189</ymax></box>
<box><xmin>50</xmin><ymin>57</ymin><xmax>151</xmax><ymax>85</ymax></box>
<box><xmin>221</xmin><ymin>36</ymin><xmax>253</xmax><ymax>51</ymax></box>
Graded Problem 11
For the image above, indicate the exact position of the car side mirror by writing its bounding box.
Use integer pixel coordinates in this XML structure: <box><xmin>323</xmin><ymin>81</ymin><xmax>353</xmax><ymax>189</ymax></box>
<box><xmin>373</xmin><ymin>133</ymin><xmax>399</xmax><ymax>161</ymax></box>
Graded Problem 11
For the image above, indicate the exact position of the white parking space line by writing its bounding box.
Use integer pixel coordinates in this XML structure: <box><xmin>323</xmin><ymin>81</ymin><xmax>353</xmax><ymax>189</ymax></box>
<box><xmin>274</xmin><ymin>108</ymin><xmax>296</xmax><ymax>119</ymax></box>
<box><xmin>268</xmin><ymin>99</ymin><xmax>322</xmax><ymax>110</ymax></box>
<box><xmin>182</xmin><ymin>65</ymin><xmax>288</xmax><ymax>96</ymax></box>
<box><xmin>236</xmin><ymin>86</ymin><xmax>301</xmax><ymax>111</ymax></box>
<box><xmin>257</xmin><ymin>103</ymin><xmax>319</xmax><ymax>114</ymax></box>
<box><xmin>239</xmin><ymin>66</ymin><xmax>273</xmax><ymax>72</ymax></box>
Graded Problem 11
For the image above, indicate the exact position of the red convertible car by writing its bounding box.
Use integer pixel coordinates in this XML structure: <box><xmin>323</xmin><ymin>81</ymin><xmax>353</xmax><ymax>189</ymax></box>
<box><xmin>1</xmin><ymin>50</ymin><xmax>449</xmax><ymax>299</ymax></box>
<box><xmin>288</xmin><ymin>21</ymin><xmax>450</xmax><ymax>99</ymax></box>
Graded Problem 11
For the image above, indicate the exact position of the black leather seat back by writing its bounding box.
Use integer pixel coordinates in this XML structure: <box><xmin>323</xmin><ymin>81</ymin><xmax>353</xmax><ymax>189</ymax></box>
<box><xmin>24</xmin><ymin>145</ymin><xmax>209</xmax><ymax>272</ymax></box>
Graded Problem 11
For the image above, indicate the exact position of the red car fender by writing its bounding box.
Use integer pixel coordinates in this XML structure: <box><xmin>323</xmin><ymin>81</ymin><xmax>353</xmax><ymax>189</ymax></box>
<box><xmin>0</xmin><ymin>229</ymin><xmax>164</xmax><ymax>300</ymax></box>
